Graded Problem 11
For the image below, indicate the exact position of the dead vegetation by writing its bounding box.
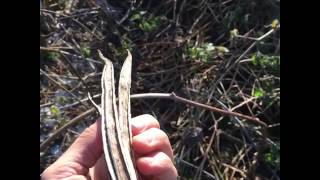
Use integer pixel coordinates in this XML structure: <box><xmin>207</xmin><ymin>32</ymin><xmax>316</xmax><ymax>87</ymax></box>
<box><xmin>40</xmin><ymin>0</ymin><xmax>280</xmax><ymax>179</ymax></box>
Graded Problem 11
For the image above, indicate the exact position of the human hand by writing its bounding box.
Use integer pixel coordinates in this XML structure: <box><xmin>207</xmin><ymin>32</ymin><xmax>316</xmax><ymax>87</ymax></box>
<box><xmin>41</xmin><ymin>114</ymin><xmax>178</xmax><ymax>180</ymax></box>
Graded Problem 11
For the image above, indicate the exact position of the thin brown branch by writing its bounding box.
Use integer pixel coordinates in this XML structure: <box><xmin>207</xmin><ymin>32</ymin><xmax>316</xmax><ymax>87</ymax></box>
<box><xmin>194</xmin><ymin>115</ymin><xmax>218</xmax><ymax>180</ymax></box>
<box><xmin>127</xmin><ymin>93</ymin><xmax>264</xmax><ymax>126</ymax></box>
<box><xmin>40</xmin><ymin>92</ymin><xmax>266</xmax><ymax>152</ymax></box>
<box><xmin>171</xmin><ymin>93</ymin><xmax>266</xmax><ymax>127</ymax></box>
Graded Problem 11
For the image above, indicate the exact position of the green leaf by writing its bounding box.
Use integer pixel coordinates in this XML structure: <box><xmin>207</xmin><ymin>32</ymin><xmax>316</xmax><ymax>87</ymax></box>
<box><xmin>264</xmin><ymin>145</ymin><xmax>280</xmax><ymax>169</ymax></box>
<box><xmin>139</xmin><ymin>21</ymin><xmax>152</xmax><ymax>31</ymax></box>
<box><xmin>251</xmin><ymin>52</ymin><xmax>280</xmax><ymax>70</ymax></box>
<box><xmin>187</xmin><ymin>42</ymin><xmax>217</xmax><ymax>62</ymax></box>
<box><xmin>216</xmin><ymin>46</ymin><xmax>230</xmax><ymax>53</ymax></box>
<box><xmin>265</xmin><ymin>153</ymin><xmax>273</xmax><ymax>163</ymax></box>
<box><xmin>81</xmin><ymin>47</ymin><xmax>90</xmax><ymax>57</ymax></box>
<box><xmin>199</xmin><ymin>51</ymin><xmax>205</xmax><ymax>57</ymax></box>
<box><xmin>251</xmin><ymin>54</ymin><xmax>257</xmax><ymax>66</ymax></box>
<box><xmin>230</xmin><ymin>28</ymin><xmax>239</xmax><ymax>39</ymax></box>
<box><xmin>56</xmin><ymin>96</ymin><xmax>68</xmax><ymax>106</ymax></box>
<box><xmin>47</xmin><ymin>52</ymin><xmax>60</xmax><ymax>61</ymax></box>
<box><xmin>271</xmin><ymin>19</ymin><xmax>279</xmax><ymax>29</ymax></box>
<box><xmin>60</xmin><ymin>118</ymin><xmax>68</xmax><ymax>126</ymax></box>
<box><xmin>253</xmin><ymin>88</ymin><xmax>264</xmax><ymax>98</ymax></box>
<box><xmin>50</xmin><ymin>105</ymin><xmax>60</xmax><ymax>117</ymax></box>
<box><xmin>130</xmin><ymin>13</ymin><xmax>142</xmax><ymax>21</ymax></box>
<box><xmin>205</xmin><ymin>43</ymin><xmax>215</xmax><ymax>51</ymax></box>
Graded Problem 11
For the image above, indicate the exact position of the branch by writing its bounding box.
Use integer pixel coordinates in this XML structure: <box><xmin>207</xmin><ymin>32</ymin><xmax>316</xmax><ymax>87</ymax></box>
<box><xmin>132</xmin><ymin>93</ymin><xmax>266</xmax><ymax>127</ymax></box>
<box><xmin>40</xmin><ymin>47</ymin><xmax>103</xmax><ymax>64</ymax></box>
<box><xmin>40</xmin><ymin>92</ymin><xmax>266</xmax><ymax>152</ymax></box>
<box><xmin>40</xmin><ymin>107</ymin><xmax>96</xmax><ymax>151</ymax></box>
<box><xmin>40</xmin><ymin>68</ymin><xmax>90</xmax><ymax>109</ymax></box>
<box><xmin>235</xmin><ymin>28</ymin><xmax>276</xmax><ymax>41</ymax></box>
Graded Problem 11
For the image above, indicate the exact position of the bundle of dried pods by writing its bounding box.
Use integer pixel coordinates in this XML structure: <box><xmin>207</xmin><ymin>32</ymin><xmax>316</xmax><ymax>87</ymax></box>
<box><xmin>90</xmin><ymin>50</ymin><xmax>138</xmax><ymax>180</ymax></box>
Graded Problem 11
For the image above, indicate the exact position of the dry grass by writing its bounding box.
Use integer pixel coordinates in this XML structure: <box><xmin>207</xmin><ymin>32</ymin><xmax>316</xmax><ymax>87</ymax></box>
<box><xmin>40</xmin><ymin>0</ymin><xmax>280</xmax><ymax>179</ymax></box>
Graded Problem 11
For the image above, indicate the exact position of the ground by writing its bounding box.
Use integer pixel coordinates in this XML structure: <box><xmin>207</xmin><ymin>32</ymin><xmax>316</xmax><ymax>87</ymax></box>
<box><xmin>40</xmin><ymin>0</ymin><xmax>280</xmax><ymax>179</ymax></box>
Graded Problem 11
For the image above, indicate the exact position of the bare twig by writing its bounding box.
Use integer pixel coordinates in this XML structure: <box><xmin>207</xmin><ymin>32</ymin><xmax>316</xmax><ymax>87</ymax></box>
<box><xmin>175</xmin><ymin>0</ymin><xmax>186</xmax><ymax>26</ymax></box>
<box><xmin>59</xmin><ymin>53</ymin><xmax>90</xmax><ymax>92</ymax></box>
<box><xmin>177</xmin><ymin>158</ymin><xmax>216</xmax><ymax>179</ymax></box>
<box><xmin>40</xmin><ymin>92</ymin><xmax>265</xmax><ymax>152</ymax></box>
<box><xmin>222</xmin><ymin>163</ymin><xmax>246</xmax><ymax>179</ymax></box>
<box><xmin>235</xmin><ymin>28</ymin><xmax>276</xmax><ymax>41</ymax></box>
<box><xmin>40</xmin><ymin>47</ymin><xmax>103</xmax><ymax>64</ymax></box>
<box><xmin>70</xmin><ymin>18</ymin><xmax>103</xmax><ymax>40</ymax></box>
<box><xmin>40</xmin><ymin>68</ymin><xmax>90</xmax><ymax>109</ymax></box>
<box><xmin>40</xmin><ymin>107</ymin><xmax>96</xmax><ymax>151</ymax></box>
<box><xmin>128</xmin><ymin>92</ymin><xmax>263</xmax><ymax>125</ymax></box>
<box><xmin>40</xmin><ymin>102</ymin><xmax>54</xmax><ymax>108</ymax></box>
<box><xmin>194</xmin><ymin>114</ymin><xmax>218</xmax><ymax>180</ymax></box>
<box><xmin>118</xmin><ymin>0</ymin><xmax>136</xmax><ymax>24</ymax></box>
<box><xmin>171</xmin><ymin>93</ymin><xmax>265</xmax><ymax>126</ymax></box>
<box><xmin>59</xmin><ymin>93</ymin><xmax>101</xmax><ymax>109</ymax></box>
<box><xmin>205</xmin><ymin>26</ymin><xmax>279</xmax><ymax>107</ymax></box>
<box><xmin>188</xmin><ymin>6</ymin><xmax>207</xmax><ymax>34</ymax></box>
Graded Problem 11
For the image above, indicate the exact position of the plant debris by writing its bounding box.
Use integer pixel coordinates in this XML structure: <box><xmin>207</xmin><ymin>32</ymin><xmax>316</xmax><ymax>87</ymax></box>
<box><xmin>40</xmin><ymin>0</ymin><xmax>280</xmax><ymax>179</ymax></box>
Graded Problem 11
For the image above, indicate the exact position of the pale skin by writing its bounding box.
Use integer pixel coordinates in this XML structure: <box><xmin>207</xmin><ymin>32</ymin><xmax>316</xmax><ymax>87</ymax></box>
<box><xmin>41</xmin><ymin>114</ymin><xmax>178</xmax><ymax>180</ymax></box>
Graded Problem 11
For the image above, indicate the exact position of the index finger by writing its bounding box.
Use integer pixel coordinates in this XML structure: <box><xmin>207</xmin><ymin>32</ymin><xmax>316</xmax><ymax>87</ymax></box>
<box><xmin>131</xmin><ymin>114</ymin><xmax>160</xmax><ymax>136</ymax></box>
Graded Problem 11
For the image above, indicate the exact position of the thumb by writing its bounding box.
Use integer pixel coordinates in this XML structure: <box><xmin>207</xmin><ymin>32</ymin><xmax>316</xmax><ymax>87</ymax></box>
<box><xmin>42</xmin><ymin>119</ymin><xmax>103</xmax><ymax>179</ymax></box>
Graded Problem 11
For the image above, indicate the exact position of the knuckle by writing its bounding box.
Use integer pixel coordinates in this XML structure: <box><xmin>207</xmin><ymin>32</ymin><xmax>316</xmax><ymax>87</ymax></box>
<box><xmin>149</xmin><ymin>128</ymin><xmax>168</xmax><ymax>142</ymax></box>
<box><xmin>148</xmin><ymin>128</ymin><xmax>172</xmax><ymax>154</ymax></box>
<box><xmin>141</xmin><ymin>114</ymin><xmax>160</xmax><ymax>127</ymax></box>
